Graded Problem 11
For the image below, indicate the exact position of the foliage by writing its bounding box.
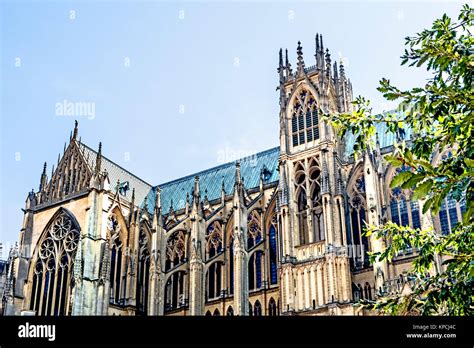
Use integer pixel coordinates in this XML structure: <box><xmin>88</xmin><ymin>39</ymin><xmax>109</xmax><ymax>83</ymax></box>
<box><xmin>323</xmin><ymin>4</ymin><xmax>473</xmax><ymax>315</ymax></box>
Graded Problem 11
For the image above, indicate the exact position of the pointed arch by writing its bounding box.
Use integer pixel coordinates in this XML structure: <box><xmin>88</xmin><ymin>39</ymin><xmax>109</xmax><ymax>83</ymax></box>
<box><xmin>386</xmin><ymin>166</ymin><xmax>422</xmax><ymax>231</ymax></box>
<box><xmin>253</xmin><ymin>300</ymin><xmax>262</xmax><ymax>316</ymax></box>
<box><xmin>206</xmin><ymin>220</ymin><xmax>223</xmax><ymax>260</ymax></box>
<box><xmin>28</xmin><ymin>208</ymin><xmax>80</xmax><ymax>315</ymax></box>
<box><xmin>296</xmin><ymin>188</ymin><xmax>309</xmax><ymax>245</ymax></box>
<box><xmin>226</xmin><ymin>219</ymin><xmax>235</xmax><ymax>296</ymax></box>
<box><xmin>288</xmin><ymin>87</ymin><xmax>320</xmax><ymax>147</ymax></box>
<box><xmin>136</xmin><ymin>225</ymin><xmax>151</xmax><ymax>315</ymax></box>
<box><xmin>308</xmin><ymin>158</ymin><xmax>324</xmax><ymax>242</ymax></box>
<box><xmin>206</xmin><ymin>261</ymin><xmax>224</xmax><ymax>301</ymax></box>
<box><xmin>165</xmin><ymin>230</ymin><xmax>187</xmax><ymax>271</ymax></box>
<box><xmin>226</xmin><ymin>305</ymin><xmax>234</xmax><ymax>316</ymax></box>
<box><xmin>268</xmin><ymin>210</ymin><xmax>279</xmax><ymax>285</ymax></box>
<box><xmin>268</xmin><ymin>297</ymin><xmax>278</xmax><ymax>316</ymax></box>
<box><xmin>164</xmin><ymin>270</ymin><xmax>187</xmax><ymax>312</ymax></box>
<box><xmin>347</xmin><ymin>168</ymin><xmax>370</xmax><ymax>269</ymax></box>
<box><xmin>248</xmin><ymin>250</ymin><xmax>263</xmax><ymax>291</ymax></box>
<box><xmin>106</xmin><ymin>208</ymin><xmax>128</xmax><ymax>305</ymax></box>
<box><xmin>247</xmin><ymin>209</ymin><xmax>263</xmax><ymax>249</ymax></box>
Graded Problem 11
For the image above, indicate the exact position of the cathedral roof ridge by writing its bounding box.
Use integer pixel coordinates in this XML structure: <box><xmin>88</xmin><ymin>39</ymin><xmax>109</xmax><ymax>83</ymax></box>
<box><xmin>157</xmin><ymin>146</ymin><xmax>280</xmax><ymax>188</ymax></box>
<box><xmin>79</xmin><ymin>141</ymin><xmax>153</xmax><ymax>188</ymax></box>
<box><xmin>144</xmin><ymin>146</ymin><xmax>280</xmax><ymax>215</ymax></box>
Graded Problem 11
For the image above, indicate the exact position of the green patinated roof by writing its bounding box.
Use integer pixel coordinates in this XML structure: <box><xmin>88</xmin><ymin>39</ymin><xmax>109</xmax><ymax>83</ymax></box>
<box><xmin>344</xmin><ymin>112</ymin><xmax>413</xmax><ymax>156</ymax></box>
<box><xmin>144</xmin><ymin>147</ymin><xmax>280</xmax><ymax>214</ymax></box>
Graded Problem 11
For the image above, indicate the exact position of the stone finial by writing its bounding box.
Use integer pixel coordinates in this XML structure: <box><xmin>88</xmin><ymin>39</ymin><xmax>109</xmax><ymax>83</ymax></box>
<box><xmin>285</xmin><ymin>48</ymin><xmax>292</xmax><ymax>75</ymax></box>
<box><xmin>296</xmin><ymin>41</ymin><xmax>305</xmax><ymax>75</ymax></box>
<box><xmin>39</xmin><ymin>162</ymin><xmax>47</xmax><ymax>192</ymax></box>
<box><xmin>193</xmin><ymin>175</ymin><xmax>200</xmax><ymax>198</ymax></box>
<box><xmin>235</xmin><ymin>161</ymin><xmax>242</xmax><ymax>185</ymax></box>
<box><xmin>339</xmin><ymin>59</ymin><xmax>346</xmax><ymax>81</ymax></box>
<box><xmin>72</xmin><ymin>120</ymin><xmax>79</xmax><ymax>140</ymax></box>
<box><xmin>95</xmin><ymin>142</ymin><xmax>102</xmax><ymax>175</ymax></box>
<box><xmin>278</xmin><ymin>48</ymin><xmax>283</xmax><ymax>69</ymax></box>
<box><xmin>325</xmin><ymin>49</ymin><xmax>332</xmax><ymax>78</ymax></box>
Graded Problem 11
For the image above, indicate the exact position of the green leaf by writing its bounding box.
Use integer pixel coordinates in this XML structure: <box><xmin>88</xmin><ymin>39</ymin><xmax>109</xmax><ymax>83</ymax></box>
<box><xmin>412</xmin><ymin>180</ymin><xmax>434</xmax><ymax>200</ymax></box>
<box><xmin>390</xmin><ymin>171</ymin><xmax>414</xmax><ymax>188</ymax></box>
<box><xmin>401</xmin><ymin>173</ymin><xmax>425</xmax><ymax>189</ymax></box>
<box><xmin>385</xmin><ymin>155</ymin><xmax>404</xmax><ymax>167</ymax></box>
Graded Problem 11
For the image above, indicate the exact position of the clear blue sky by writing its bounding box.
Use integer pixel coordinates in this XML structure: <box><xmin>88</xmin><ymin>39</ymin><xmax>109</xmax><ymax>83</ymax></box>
<box><xmin>0</xmin><ymin>0</ymin><xmax>464</xmax><ymax>256</ymax></box>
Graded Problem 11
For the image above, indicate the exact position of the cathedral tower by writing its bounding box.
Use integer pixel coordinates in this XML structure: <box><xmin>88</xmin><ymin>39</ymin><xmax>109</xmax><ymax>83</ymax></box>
<box><xmin>277</xmin><ymin>35</ymin><xmax>354</xmax><ymax>314</ymax></box>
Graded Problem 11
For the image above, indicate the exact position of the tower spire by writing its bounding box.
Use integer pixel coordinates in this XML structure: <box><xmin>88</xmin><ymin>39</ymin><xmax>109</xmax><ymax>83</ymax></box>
<box><xmin>95</xmin><ymin>142</ymin><xmax>102</xmax><ymax>175</ymax></box>
<box><xmin>39</xmin><ymin>162</ymin><xmax>47</xmax><ymax>192</ymax></box>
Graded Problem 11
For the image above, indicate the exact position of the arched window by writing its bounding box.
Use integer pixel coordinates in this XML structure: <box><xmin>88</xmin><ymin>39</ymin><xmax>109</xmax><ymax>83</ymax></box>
<box><xmin>268</xmin><ymin>213</ymin><xmax>278</xmax><ymax>285</ymax></box>
<box><xmin>29</xmin><ymin>210</ymin><xmax>80</xmax><ymax>315</ymax></box>
<box><xmin>438</xmin><ymin>194</ymin><xmax>466</xmax><ymax>235</ymax></box>
<box><xmin>364</xmin><ymin>282</ymin><xmax>372</xmax><ymax>300</ymax></box>
<box><xmin>226</xmin><ymin>306</ymin><xmax>234</xmax><ymax>316</ymax></box>
<box><xmin>206</xmin><ymin>221</ymin><xmax>223</xmax><ymax>259</ymax></box>
<box><xmin>297</xmin><ymin>189</ymin><xmax>309</xmax><ymax>245</ymax></box>
<box><xmin>352</xmin><ymin>283</ymin><xmax>361</xmax><ymax>302</ymax></box>
<box><xmin>389</xmin><ymin>187</ymin><xmax>421</xmax><ymax>229</ymax></box>
<box><xmin>165</xmin><ymin>230</ymin><xmax>186</xmax><ymax>271</ymax></box>
<box><xmin>136</xmin><ymin>227</ymin><xmax>151</xmax><ymax>315</ymax></box>
<box><xmin>205</xmin><ymin>310</ymin><xmax>212</xmax><ymax>316</ymax></box>
<box><xmin>164</xmin><ymin>271</ymin><xmax>187</xmax><ymax>312</ymax></box>
<box><xmin>253</xmin><ymin>300</ymin><xmax>262</xmax><ymax>316</ymax></box>
<box><xmin>108</xmin><ymin>214</ymin><xmax>125</xmax><ymax>305</ymax></box>
<box><xmin>228</xmin><ymin>236</ymin><xmax>234</xmax><ymax>295</ymax></box>
<box><xmin>213</xmin><ymin>308</ymin><xmax>220</xmax><ymax>316</ymax></box>
<box><xmin>248</xmin><ymin>302</ymin><xmax>253</xmax><ymax>316</ymax></box>
<box><xmin>294</xmin><ymin>162</ymin><xmax>309</xmax><ymax>246</ymax></box>
<box><xmin>248</xmin><ymin>251</ymin><xmax>263</xmax><ymax>291</ymax></box>
<box><xmin>247</xmin><ymin>210</ymin><xmax>263</xmax><ymax>249</ymax></box>
<box><xmin>291</xmin><ymin>89</ymin><xmax>319</xmax><ymax>146</ymax></box>
<box><xmin>348</xmin><ymin>173</ymin><xmax>369</xmax><ymax>268</ymax></box>
<box><xmin>309</xmin><ymin>162</ymin><xmax>324</xmax><ymax>242</ymax></box>
<box><xmin>268</xmin><ymin>297</ymin><xmax>278</xmax><ymax>316</ymax></box>
<box><xmin>433</xmin><ymin>151</ymin><xmax>467</xmax><ymax>234</ymax></box>
<box><xmin>206</xmin><ymin>261</ymin><xmax>223</xmax><ymax>301</ymax></box>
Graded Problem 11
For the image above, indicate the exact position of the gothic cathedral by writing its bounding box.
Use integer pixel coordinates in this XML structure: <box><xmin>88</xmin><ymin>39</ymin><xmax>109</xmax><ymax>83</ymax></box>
<box><xmin>2</xmin><ymin>35</ymin><xmax>462</xmax><ymax>316</ymax></box>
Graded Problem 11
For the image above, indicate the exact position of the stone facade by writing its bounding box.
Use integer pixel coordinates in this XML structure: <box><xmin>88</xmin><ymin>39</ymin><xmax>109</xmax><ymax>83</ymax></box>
<box><xmin>2</xmin><ymin>36</ymin><xmax>460</xmax><ymax>316</ymax></box>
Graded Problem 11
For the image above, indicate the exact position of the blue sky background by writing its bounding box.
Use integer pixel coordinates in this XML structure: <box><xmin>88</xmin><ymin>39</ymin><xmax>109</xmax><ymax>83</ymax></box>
<box><xmin>0</xmin><ymin>0</ymin><xmax>464</xmax><ymax>257</ymax></box>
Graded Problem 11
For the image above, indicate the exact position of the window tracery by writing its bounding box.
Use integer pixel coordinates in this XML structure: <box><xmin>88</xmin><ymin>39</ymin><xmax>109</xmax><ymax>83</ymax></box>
<box><xmin>206</xmin><ymin>221</ymin><xmax>223</xmax><ymax>259</ymax></box>
<box><xmin>165</xmin><ymin>230</ymin><xmax>186</xmax><ymax>271</ymax></box>
<box><xmin>247</xmin><ymin>210</ymin><xmax>262</xmax><ymax>249</ymax></box>
<box><xmin>29</xmin><ymin>211</ymin><xmax>80</xmax><ymax>315</ymax></box>
<box><xmin>291</xmin><ymin>89</ymin><xmax>319</xmax><ymax>146</ymax></box>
